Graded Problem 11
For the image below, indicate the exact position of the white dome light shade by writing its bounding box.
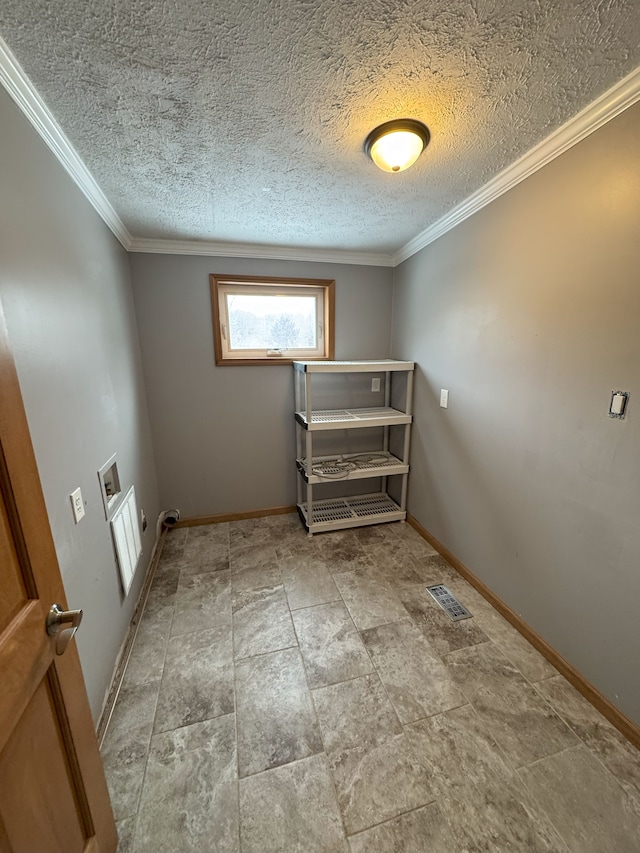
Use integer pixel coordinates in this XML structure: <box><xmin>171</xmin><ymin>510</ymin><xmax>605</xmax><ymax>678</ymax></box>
<box><xmin>364</xmin><ymin>119</ymin><xmax>430</xmax><ymax>173</ymax></box>
<box><xmin>370</xmin><ymin>131</ymin><xmax>424</xmax><ymax>172</ymax></box>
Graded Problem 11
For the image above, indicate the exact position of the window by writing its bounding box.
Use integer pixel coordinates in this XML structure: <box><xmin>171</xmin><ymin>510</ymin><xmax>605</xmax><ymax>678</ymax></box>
<box><xmin>210</xmin><ymin>274</ymin><xmax>335</xmax><ymax>365</ymax></box>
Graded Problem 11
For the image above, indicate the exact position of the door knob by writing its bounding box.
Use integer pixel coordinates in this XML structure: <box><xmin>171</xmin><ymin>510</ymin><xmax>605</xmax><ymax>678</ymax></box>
<box><xmin>46</xmin><ymin>603</ymin><xmax>83</xmax><ymax>655</ymax></box>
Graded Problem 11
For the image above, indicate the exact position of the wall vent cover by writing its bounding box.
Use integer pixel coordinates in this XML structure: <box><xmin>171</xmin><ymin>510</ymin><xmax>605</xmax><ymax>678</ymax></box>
<box><xmin>426</xmin><ymin>584</ymin><xmax>472</xmax><ymax>621</ymax></box>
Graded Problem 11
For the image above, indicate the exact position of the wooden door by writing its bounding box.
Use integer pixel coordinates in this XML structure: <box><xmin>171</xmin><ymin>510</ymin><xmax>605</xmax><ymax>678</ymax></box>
<box><xmin>0</xmin><ymin>306</ymin><xmax>117</xmax><ymax>853</ymax></box>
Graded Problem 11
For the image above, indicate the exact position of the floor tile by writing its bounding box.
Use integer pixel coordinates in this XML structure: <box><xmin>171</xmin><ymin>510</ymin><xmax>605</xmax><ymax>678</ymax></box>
<box><xmin>154</xmin><ymin>551</ymin><xmax>185</xmax><ymax>580</ymax></box>
<box><xmin>444</xmin><ymin>642</ymin><xmax>578</xmax><ymax>768</ymax></box>
<box><xmin>106</xmin><ymin>673</ymin><xmax>160</xmax><ymax>735</ymax></box>
<box><xmin>392</xmin><ymin>525</ymin><xmax>439</xmax><ymax>560</ymax></box>
<box><xmin>361</xmin><ymin>530</ymin><xmax>417</xmax><ymax>558</ymax></box>
<box><xmin>445</xmin><ymin>575</ymin><xmax>557</xmax><ymax>681</ymax></box>
<box><xmin>318</xmin><ymin>530</ymin><xmax>376</xmax><ymax>572</ymax></box>
<box><xmin>276</xmin><ymin>534</ymin><xmax>324</xmax><ymax>561</ymax></box>
<box><xmin>171</xmin><ymin>570</ymin><xmax>231</xmax><ymax>636</ymax></box>
<box><xmin>136</xmin><ymin>715</ymin><xmax>239</xmax><ymax>853</ymax></box>
<box><xmin>328</xmin><ymin>733</ymin><xmax>434</xmax><ymax>835</ymax></box>
<box><xmin>120</xmin><ymin>609</ymin><xmax>171</xmax><ymax>690</ymax></box>
<box><xmin>347</xmin><ymin>803</ymin><xmax>453</xmax><ymax>853</ymax></box>
<box><xmin>361</xmin><ymin>619</ymin><xmax>466</xmax><ymax>723</ymax></box>
<box><xmin>232</xmin><ymin>583</ymin><xmax>296</xmax><ymax>660</ymax></box>
<box><xmin>405</xmin><ymin>705</ymin><xmax>568</xmax><ymax>852</ymax></box>
<box><xmin>146</xmin><ymin>562</ymin><xmax>181</xmax><ymax>613</ymax></box>
<box><xmin>400</xmin><ymin>583</ymin><xmax>489</xmax><ymax>656</ymax></box>
<box><xmin>353</xmin><ymin>523</ymin><xmax>399</xmax><ymax>547</ymax></box>
<box><xmin>536</xmin><ymin>675</ymin><xmax>640</xmax><ymax>800</ymax></box>
<box><xmin>115</xmin><ymin>818</ymin><xmax>135</xmax><ymax>853</ymax></box>
<box><xmin>440</xmin><ymin>784</ymin><xmax>568</xmax><ymax>852</ymax></box>
<box><xmin>180</xmin><ymin>541</ymin><xmax>229</xmax><ymax>574</ymax></box>
<box><xmin>186</xmin><ymin>522</ymin><xmax>229</xmax><ymax>545</ymax></box>
<box><xmin>101</xmin><ymin>732</ymin><xmax>152</xmax><ymax>822</ymax></box>
<box><xmin>229</xmin><ymin>540</ymin><xmax>279</xmax><ymax>572</ymax></box>
<box><xmin>229</xmin><ymin>516</ymin><xmax>276</xmax><ymax>547</ymax></box>
<box><xmin>483</xmin><ymin>620</ymin><xmax>557</xmax><ymax>682</ymax></box>
<box><xmin>160</xmin><ymin>527</ymin><xmax>188</xmax><ymax>560</ymax></box>
<box><xmin>263</xmin><ymin>511</ymin><xmax>301</xmax><ymax>532</ymax></box>
<box><xmin>333</xmin><ymin>568</ymin><xmax>408</xmax><ymax>631</ymax></box>
<box><xmin>153</xmin><ymin>625</ymin><xmax>234</xmax><ymax>733</ymax></box>
<box><xmin>336</xmin><ymin>734</ymin><xmax>434</xmax><ymax>835</ymax></box>
<box><xmin>235</xmin><ymin>647</ymin><xmax>322</xmax><ymax>777</ymax></box>
<box><xmin>519</xmin><ymin>744</ymin><xmax>640</xmax><ymax>853</ymax></box>
<box><xmin>239</xmin><ymin>754</ymin><xmax>348</xmax><ymax>853</ymax></box>
<box><xmin>292</xmin><ymin>601</ymin><xmax>373</xmax><ymax>688</ymax></box>
<box><xmin>136</xmin><ymin>594</ymin><xmax>175</xmax><ymax>642</ymax></box>
<box><xmin>279</xmin><ymin>554</ymin><xmax>341</xmax><ymax>610</ymax></box>
<box><xmin>181</xmin><ymin>525</ymin><xmax>229</xmax><ymax>572</ymax></box>
<box><xmin>104</xmin><ymin>518</ymin><xmax>640</xmax><ymax>853</ymax></box>
<box><xmin>412</xmin><ymin>553</ymin><xmax>461</xmax><ymax>585</ymax></box>
<box><xmin>100</xmin><ymin>680</ymin><xmax>160</xmax><ymax>820</ymax></box>
<box><xmin>231</xmin><ymin>562</ymin><xmax>282</xmax><ymax>596</ymax></box>
<box><xmin>405</xmin><ymin>704</ymin><xmax>511</xmax><ymax>792</ymax></box>
<box><xmin>366</xmin><ymin>543</ymin><xmax>426</xmax><ymax>586</ymax></box>
<box><xmin>313</xmin><ymin>673</ymin><xmax>434</xmax><ymax>834</ymax></box>
<box><xmin>313</xmin><ymin>673</ymin><xmax>402</xmax><ymax>754</ymax></box>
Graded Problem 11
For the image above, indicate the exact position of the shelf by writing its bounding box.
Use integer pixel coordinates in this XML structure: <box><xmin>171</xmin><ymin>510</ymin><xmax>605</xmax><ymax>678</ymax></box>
<box><xmin>295</xmin><ymin>406</ymin><xmax>412</xmax><ymax>431</ymax></box>
<box><xmin>297</xmin><ymin>452</ymin><xmax>408</xmax><ymax>484</ymax></box>
<box><xmin>293</xmin><ymin>359</ymin><xmax>414</xmax><ymax>374</ymax></box>
<box><xmin>297</xmin><ymin>492</ymin><xmax>406</xmax><ymax>533</ymax></box>
<box><xmin>294</xmin><ymin>358</ymin><xmax>413</xmax><ymax>536</ymax></box>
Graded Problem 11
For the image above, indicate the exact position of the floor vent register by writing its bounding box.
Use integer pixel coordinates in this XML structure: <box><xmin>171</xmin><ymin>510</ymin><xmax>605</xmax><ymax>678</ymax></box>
<box><xmin>426</xmin><ymin>584</ymin><xmax>473</xmax><ymax>621</ymax></box>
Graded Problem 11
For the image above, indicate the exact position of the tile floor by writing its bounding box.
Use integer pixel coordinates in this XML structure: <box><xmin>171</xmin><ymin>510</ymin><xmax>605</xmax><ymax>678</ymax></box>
<box><xmin>102</xmin><ymin>515</ymin><xmax>640</xmax><ymax>853</ymax></box>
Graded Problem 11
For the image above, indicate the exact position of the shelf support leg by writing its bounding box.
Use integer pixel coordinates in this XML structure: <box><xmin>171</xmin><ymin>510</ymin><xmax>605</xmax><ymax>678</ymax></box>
<box><xmin>400</xmin><ymin>422</ymin><xmax>411</xmax><ymax>512</ymax></box>
<box><xmin>306</xmin><ymin>429</ymin><xmax>313</xmax><ymax>531</ymax></box>
<box><xmin>402</xmin><ymin>422</ymin><xmax>411</xmax><ymax>465</ymax></box>
<box><xmin>381</xmin><ymin>371</ymin><xmax>392</xmax><ymax>497</ymax></box>
<box><xmin>405</xmin><ymin>370</ymin><xmax>414</xmax><ymax>417</ymax></box>
<box><xmin>305</xmin><ymin>373</ymin><xmax>312</xmax><ymax>426</ymax></box>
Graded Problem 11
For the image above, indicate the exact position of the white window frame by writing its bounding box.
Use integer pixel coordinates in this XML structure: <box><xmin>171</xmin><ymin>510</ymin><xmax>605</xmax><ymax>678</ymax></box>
<box><xmin>210</xmin><ymin>274</ymin><xmax>335</xmax><ymax>365</ymax></box>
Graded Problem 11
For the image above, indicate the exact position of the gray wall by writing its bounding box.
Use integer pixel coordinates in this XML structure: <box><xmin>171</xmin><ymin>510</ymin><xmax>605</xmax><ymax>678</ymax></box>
<box><xmin>392</xmin><ymin>103</ymin><xmax>640</xmax><ymax>725</ymax></box>
<box><xmin>130</xmin><ymin>254</ymin><xmax>393</xmax><ymax>518</ymax></box>
<box><xmin>0</xmin><ymin>87</ymin><xmax>160</xmax><ymax>721</ymax></box>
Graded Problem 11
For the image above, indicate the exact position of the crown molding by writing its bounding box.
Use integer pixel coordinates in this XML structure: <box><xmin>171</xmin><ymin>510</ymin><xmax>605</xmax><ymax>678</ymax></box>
<box><xmin>128</xmin><ymin>237</ymin><xmax>394</xmax><ymax>266</ymax></box>
<box><xmin>0</xmin><ymin>36</ymin><xmax>132</xmax><ymax>249</ymax></box>
<box><xmin>3</xmin><ymin>31</ymin><xmax>638</xmax><ymax>269</ymax></box>
<box><xmin>0</xmin><ymin>36</ymin><xmax>391</xmax><ymax>267</ymax></box>
<box><xmin>393</xmin><ymin>64</ymin><xmax>640</xmax><ymax>266</ymax></box>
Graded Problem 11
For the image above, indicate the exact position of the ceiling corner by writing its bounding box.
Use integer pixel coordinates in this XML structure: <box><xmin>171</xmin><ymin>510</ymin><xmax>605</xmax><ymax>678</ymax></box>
<box><xmin>393</xmin><ymin>64</ymin><xmax>640</xmax><ymax>267</ymax></box>
<box><xmin>0</xmin><ymin>35</ymin><xmax>132</xmax><ymax>250</ymax></box>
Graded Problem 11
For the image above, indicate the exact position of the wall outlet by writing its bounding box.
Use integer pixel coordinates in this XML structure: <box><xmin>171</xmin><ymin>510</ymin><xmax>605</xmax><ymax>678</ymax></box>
<box><xmin>70</xmin><ymin>487</ymin><xmax>85</xmax><ymax>524</ymax></box>
<box><xmin>371</xmin><ymin>378</ymin><xmax>381</xmax><ymax>392</ymax></box>
<box><xmin>440</xmin><ymin>389</ymin><xmax>449</xmax><ymax>408</ymax></box>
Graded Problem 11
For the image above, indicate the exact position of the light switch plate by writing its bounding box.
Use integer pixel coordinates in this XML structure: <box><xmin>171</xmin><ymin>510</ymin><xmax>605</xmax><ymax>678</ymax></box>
<box><xmin>440</xmin><ymin>389</ymin><xmax>449</xmax><ymax>408</ymax></box>
<box><xmin>70</xmin><ymin>487</ymin><xmax>85</xmax><ymax>523</ymax></box>
<box><xmin>609</xmin><ymin>390</ymin><xmax>629</xmax><ymax>419</ymax></box>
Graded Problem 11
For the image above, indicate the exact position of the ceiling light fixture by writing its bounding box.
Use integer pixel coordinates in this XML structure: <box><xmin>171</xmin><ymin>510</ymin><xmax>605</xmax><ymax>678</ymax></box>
<box><xmin>364</xmin><ymin>118</ymin><xmax>430</xmax><ymax>173</ymax></box>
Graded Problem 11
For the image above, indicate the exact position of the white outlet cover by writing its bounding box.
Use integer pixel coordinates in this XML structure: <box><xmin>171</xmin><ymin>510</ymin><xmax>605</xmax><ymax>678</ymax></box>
<box><xmin>440</xmin><ymin>389</ymin><xmax>449</xmax><ymax>408</ymax></box>
<box><xmin>70</xmin><ymin>487</ymin><xmax>85</xmax><ymax>523</ymax></box>
<box><xmin>372</xmin><ymin>378</ymin><xmax>381</xmax><ymax>392</ymax></box>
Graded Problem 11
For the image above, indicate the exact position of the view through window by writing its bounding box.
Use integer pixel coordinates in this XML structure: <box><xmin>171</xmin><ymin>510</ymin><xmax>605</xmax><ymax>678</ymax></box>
<box><xmin>227</xmin><ymin>293</ymin><xmax>317</xmax><ymax>351</ymax></box>
<box><xmin>210</xmin><ymin>275</ymin><xmax>335</xmax><ymax>365</ymax></box>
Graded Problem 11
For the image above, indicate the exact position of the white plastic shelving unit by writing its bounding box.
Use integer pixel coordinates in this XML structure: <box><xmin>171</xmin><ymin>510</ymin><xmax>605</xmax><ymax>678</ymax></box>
<box><xmin>293</xmin><ymin>359</ymin><xmax>414</xmax><ymax>534</ymax></box>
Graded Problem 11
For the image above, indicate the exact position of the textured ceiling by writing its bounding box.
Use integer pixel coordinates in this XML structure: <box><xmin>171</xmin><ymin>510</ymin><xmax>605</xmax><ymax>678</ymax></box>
<box><xmin>1</xmin><ymin>0</ymin><xmax>640</xmax><ymax>254</ymax></box>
